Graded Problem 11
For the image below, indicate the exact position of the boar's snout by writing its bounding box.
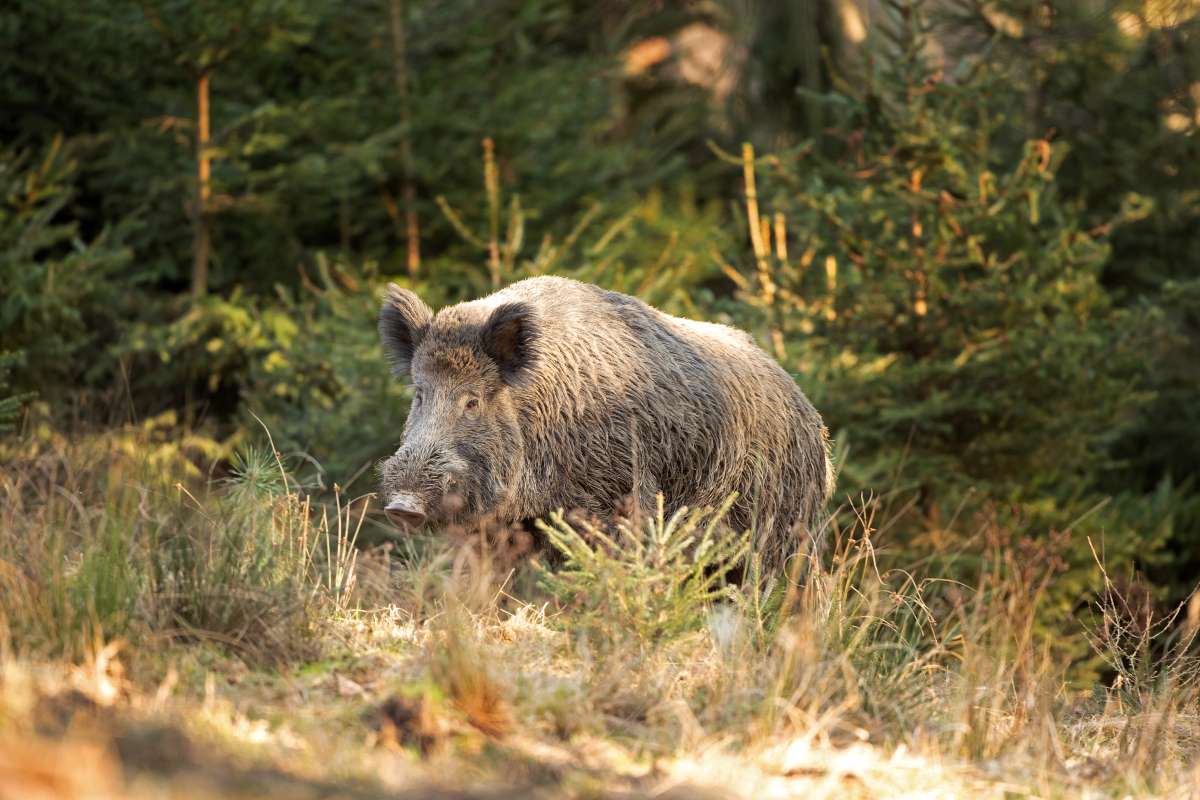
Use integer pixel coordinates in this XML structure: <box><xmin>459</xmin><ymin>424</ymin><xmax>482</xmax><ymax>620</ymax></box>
<box><xmin>382</xmin><ymin>438</ymin><xmax>476</xmax><ymax>530</ymax></box>
<box><xmin>385</xmin><ymin>494</ymin><xmax>427</xmax><ymax>530</ymax></box>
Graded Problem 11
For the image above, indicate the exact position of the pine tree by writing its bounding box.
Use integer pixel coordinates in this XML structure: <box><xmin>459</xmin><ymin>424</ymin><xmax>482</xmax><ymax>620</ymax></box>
<box><xmin>738</xmin><ymin>6</ymin><xmax>1150</xmax><ymax>519</ymax></box>
<box><xmin>0</xmin><ymin>352</ymin><xmax>29</xmax><ymax>435</ymax></box>
<box><xmin>0</xmin><ymin>138</ymin><xmax>131</xmax><ymax>393</ymax></box>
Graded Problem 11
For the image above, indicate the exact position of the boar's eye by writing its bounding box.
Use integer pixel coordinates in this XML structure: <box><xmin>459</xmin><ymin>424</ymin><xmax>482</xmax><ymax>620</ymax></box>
<box><xmin>463</xmin><ymin>395</ymin><xmax>480</xmax><ymax>416</ymax></box>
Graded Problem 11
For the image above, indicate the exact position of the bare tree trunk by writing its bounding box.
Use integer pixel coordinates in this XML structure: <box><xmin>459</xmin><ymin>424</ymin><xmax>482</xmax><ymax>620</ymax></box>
<box><xmin>388</xmin><ymin>0</ymin><xmax>420</xmax><ymax>277</ymax></box>
<box><xmin>795</xmin><ymin>0</ymin><xmax>824</xmax><ymax>138</ymax></box>
<box><xmin>339</xmin><ymin>194</ymin><xmax>351</xmax><ymax>252</ymax></box>
<box><xmin>191</xmin><ymin>70</ymin><xmax>212</xmax><ymax>301</ymax></box>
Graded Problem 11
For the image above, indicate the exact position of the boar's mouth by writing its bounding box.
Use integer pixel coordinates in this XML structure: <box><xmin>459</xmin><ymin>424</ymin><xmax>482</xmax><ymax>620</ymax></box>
<box><xmin>381</xmin><ymin>442</ymin><xmax>504</xmax><ymax>532</ymax></box>
<box><xmin>384</xmin><ymin>493</ymin><xmax>427</xmax><ymax>529</ymax></box>
<box><xmin>382</xmin><ymin>476</ymin><xmax>484</xmax><ymax>532</ymax></box>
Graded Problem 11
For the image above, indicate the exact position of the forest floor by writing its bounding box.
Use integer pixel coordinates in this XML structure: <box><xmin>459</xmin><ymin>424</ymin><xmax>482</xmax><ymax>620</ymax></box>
<box><xmin>1</xmin><ymin>608</ymin><xmax>1157</xmax><ymax>800</ymax></box>
<box><xmin>5</xmin><ymin>573</ymin><xmax>1199</xmax><ymax>800</ymax></box>
<box><xmin>0</xmin><ymin>626</ymin><xmax>980</xmax><ymax>800</ymax></box>
<box><xmin>2</xmin><ymin>427</ymin><xmax>1198</xmax><ymax>799</ymax></box>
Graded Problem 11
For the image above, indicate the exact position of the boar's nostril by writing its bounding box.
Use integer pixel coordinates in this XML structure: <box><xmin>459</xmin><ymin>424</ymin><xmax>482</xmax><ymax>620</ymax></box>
<box><xmin>385</xmin><ymin>496</ymin><xmax>427</xmax><ymax>530</ymax></box>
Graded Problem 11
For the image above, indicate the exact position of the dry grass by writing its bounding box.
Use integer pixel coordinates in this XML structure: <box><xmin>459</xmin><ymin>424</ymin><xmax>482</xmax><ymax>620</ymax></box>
<box><xmin>2</xmin><ymin>423</ymin><xmax>1200</xmax><ymax>798</ymax></box>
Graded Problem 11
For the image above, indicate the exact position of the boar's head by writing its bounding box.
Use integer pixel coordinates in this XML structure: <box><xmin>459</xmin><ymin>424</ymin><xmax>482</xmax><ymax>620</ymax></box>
<box><xmin>377</xmin><ymin>284</ymin><xmax>537</xmax><ymax>531</ymax></box>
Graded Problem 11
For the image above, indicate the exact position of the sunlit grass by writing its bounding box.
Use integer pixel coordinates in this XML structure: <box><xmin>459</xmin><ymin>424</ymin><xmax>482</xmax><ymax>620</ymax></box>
<box><xmin>1</xmin><ymin>423</ymin><xmax>1199</xmax><ymax>798</ymax></box>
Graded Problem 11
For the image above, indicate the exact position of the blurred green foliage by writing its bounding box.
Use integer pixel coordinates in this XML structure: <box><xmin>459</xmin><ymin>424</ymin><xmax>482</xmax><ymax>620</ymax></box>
<box><xmin>0</xmin><ymin>352</ymin><xmax>30</xmax><ymax>434</ymax></box>
<box><xmin>752</xmin><ymin>19</ymin><xmax>1151</xmax><ymax>505</ymax></box>
<box><xmin>0</xmin><ymin>0</ymin><xmax>1197</xmax><ymax>624</ymax></box>
<box><xmin>0</xmin><ymin>138</ymin><xmax>133</xmax><ymax>389</ymax></box>
<box><xmin>716</xmin><ymin>9</ymin><xmax>1171</xmax><ymax>627</ymax></box>
<box><xmin>939</xmin><ymin>0</ymin><xmax>1200</xmax><ymax>589</ymax></box>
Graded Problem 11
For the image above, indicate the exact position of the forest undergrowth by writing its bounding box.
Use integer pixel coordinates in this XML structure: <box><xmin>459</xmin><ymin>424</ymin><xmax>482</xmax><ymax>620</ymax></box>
<box><xmin>2</xmin><ymin>422</ymin><xmax>1198</xmax><ymax>799</ymax></box>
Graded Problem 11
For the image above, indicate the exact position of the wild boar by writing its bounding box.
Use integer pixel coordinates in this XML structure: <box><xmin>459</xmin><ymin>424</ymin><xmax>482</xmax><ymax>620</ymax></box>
<box><xmin>378</xmin><ymin>275</ymin><xmax>832</xmax><ymax>570</ymax></box>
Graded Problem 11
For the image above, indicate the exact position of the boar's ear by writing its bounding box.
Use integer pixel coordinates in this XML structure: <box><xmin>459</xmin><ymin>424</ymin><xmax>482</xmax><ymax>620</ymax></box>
<box><xmin>379</xmin><ymin>284</ymin><xmax>433</xmax><ymax>378</ymax></box>
<box><xmin>481</xmin><ymin>301</ymin><xmax>538</xmax><ymax>386</ymax></box>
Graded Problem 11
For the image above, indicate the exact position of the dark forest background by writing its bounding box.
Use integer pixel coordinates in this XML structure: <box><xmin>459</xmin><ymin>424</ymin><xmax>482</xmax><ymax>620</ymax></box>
<box><xmin>2</xmin><ymin>0</ymin><xmax>1198</xmax><ymax>635</ymax></box>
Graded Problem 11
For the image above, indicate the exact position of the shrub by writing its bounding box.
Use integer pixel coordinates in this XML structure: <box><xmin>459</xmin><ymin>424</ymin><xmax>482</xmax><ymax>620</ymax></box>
<box><xmin>723</xmin><ymin>11</ymin><xmax>1158</xmax><ymax>616</ymax></box>
<box><xmin>0</xmin><ymin>352</ymin><xmax>30</xmax><ymax>434</ymax></box>
<box><xmin>0</xmin><ymin>138</ymin><xmax>132</xmax><ymax>396</ymax></box>
<box><xmin>739</xmin><ymin>73</ymin><xmax>1148</xmax><ymax>509</ymax></box>
<box><xmin>0</xmin><ymin>420</ymin><xmax>360</xmax><ymax>664</ymax></box>
<box><xmin>535</xmin><ymin>495</ymin><xmax>748</xmax><ymax>647</ymax></box>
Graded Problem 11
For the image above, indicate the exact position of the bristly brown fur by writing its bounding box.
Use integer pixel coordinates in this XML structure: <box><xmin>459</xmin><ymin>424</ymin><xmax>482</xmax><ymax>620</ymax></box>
<box><xmin>379</xmin><ymin>276</ymin><xmax>833</xmax><ymax>571</ymax></box>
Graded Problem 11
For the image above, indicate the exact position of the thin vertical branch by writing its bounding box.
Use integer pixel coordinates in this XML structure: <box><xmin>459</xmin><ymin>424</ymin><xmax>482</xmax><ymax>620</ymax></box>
<box><xmin>773</xmin><ymin>212</ymin><xmax>788</xmax><ymax>262</ymax></box>
<box><xmin>770</xmin><ymin>211</ymin><xmax>788</xmax><ymax>357</ymax></box>
<box><xmin>910</xmin><ymin>168</ymin><xmax>927</xmax><ymax>317</ymax></box>
<box><xmin>191</xmin><ymin>70</ymin><xmax>212</xmax><ymax>302</ymax></box>
<box><xmin>388</xmin><ymin>0</ymin><xmax>420</xmax><ymax>276</ymax></box>
<box><xmin>484</xmin><ymin>137</ymin><xmax>502</xmax><ymax>288</ymax></box>
<box><xmin>742</xmin><ymin>143</ymin><xmax>783</xmax><ymax>359</ymax></box>
<box><xmin>742</xmin><ymin>143</ymin><xmax>769</xmax><ymax>285</ymax></box>
<box><xmin>825</xmin><ymin>255</ymin><xmax>838</xmax><ymax>321</ymax></box>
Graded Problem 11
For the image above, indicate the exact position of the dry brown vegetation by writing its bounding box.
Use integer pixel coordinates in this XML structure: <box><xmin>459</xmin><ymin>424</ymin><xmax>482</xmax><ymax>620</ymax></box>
<box><xmin>2</xmin><ymin>423</ymin><xmax>1199</xmax><ymax>799</ymax></box>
